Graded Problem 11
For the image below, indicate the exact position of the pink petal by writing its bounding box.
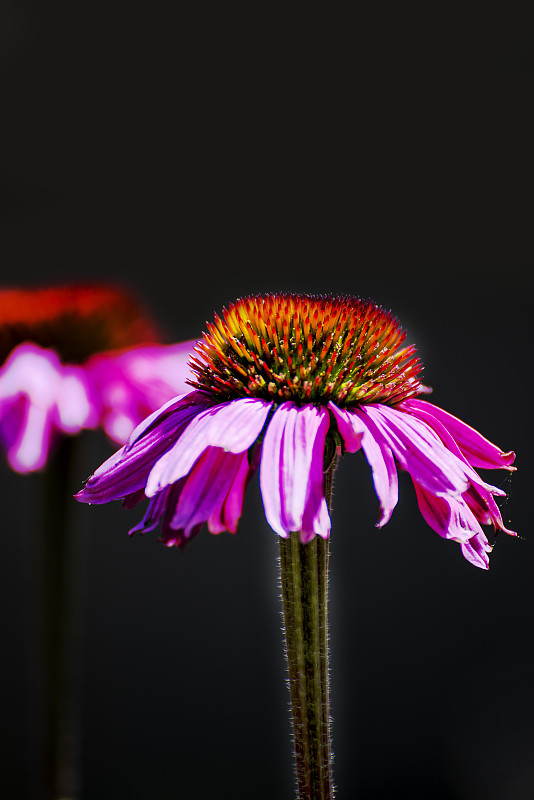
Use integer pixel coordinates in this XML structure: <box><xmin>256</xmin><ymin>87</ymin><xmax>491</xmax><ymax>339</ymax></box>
<box><xmin>327</xmin><ymin>404</ymin><xmax>363</xmax><ymax>453</ymax></box>
<box><xmin>413</xmin><ymin>481</ymin><xmax>484</xmax><ymax>542</ymax></box>
<box><xmin>122</xmin><ymin>488</ymin><xmax>147</xmax><ymax>510</ymax></box>
<box><xmin>208</xmin><ymin>451</ymin><xmax>251</xmax><ymax>534</ymax></box>
<box><xmin>129</xmin><ymin>482</ymin><xmax>183</xmax><ymax>535</ymax></box>
<box><xmin>146</xmin><ymin>398</ymin><xmax>271</xmax><ymax>498</ymax></box>
<box><xmin>401</xmin><ymin>399</ymin><xmax>508</xmax><ymax>498</ymax></box>
<box><xmin>124</xmin><ymin>391</ymin><xmax>206</xmax><ymax>453</ymax></box>
<box><xmin>362</xmin><ymin>404</ymin><xmax>470</xmax><ymax>497</ymax></box>
<box><xmin>170</xmin><ymin>448</ymin><xmax>246</xmax><ymax>538</ymax></box>
<box><xmin>464</xmin><ymin>484</ymin><xmax>517</xmax><ymax>537</ymax></box>
<box><xmin>76</xmin><ymin>398</ymin><xmax>204</xmax><ymax>503</ymax></box>
<box><xmin>330</xmin><ymin>402</ymin><xmax>399</xmax><ymax>526</ymax></box>
<box><xmin>259</xmin><ymin>402</ymin><xmax>331</xmax><ymax>540</ymax></box>
<box><xmin>258</xmin><ymin>403</ymin><xmax>287</xmax><ymax>537</ymax></box>
<box><xmin>403</xmin><ymin>399</ymin><xmax>516</xmax><ymax>471</ymax></box>
<box><xmin>412</xmin><ymin>482</ymin><xmax>490</xmax><ymax>567</ymax></box>
<box><xmin>299</xmin><ymin>408</ymin><xmax>331</xmax><ymax>543</ymax></box>
<box><xmin>401</xmin><ymin>401</ymin><xmax>516</xmax><ymax>539</ymax></box>
<box><xmin>460</xmin><ymin>532</ymin><xmax>492</xmax><ymax>570</ymax></box>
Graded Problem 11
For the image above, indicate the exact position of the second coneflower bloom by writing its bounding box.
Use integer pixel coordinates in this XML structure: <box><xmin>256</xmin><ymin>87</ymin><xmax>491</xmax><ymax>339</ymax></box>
<box><xmin>76</xmin><ymin>293</ymin><xmax>516</xmax><ymax>569</ymax></box>
<box><xmin>0</xmin><ymin>284</ymin><xmax>194</xmax><ymax>472</ymax></box>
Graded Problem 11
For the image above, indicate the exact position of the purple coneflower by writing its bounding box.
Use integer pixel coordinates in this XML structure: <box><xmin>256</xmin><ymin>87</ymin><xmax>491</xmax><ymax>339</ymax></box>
<box><xmin>77</xmin><ymin>292</ymin><xmax>515</xmax><ymax>569</ymax></box>
<box><xmin>76</xmin><ymin>293</ymin><xmax>516</xmax><ymax>799</ymax></box>
<box><xmin>0</xmin><ymin>285</ymin><xmax>194</xmax><ymax>472</ymax></box>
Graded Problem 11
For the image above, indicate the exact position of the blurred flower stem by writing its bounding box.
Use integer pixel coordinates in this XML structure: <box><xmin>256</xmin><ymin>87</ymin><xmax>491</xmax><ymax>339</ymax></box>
<box><xmin>41</xmin><ymin>436</ymin><xmax>79</xmax><ymax>800</ymax></box>
<box><xmin>278</xmin><ymin>456</ymin><xmax>337</xmax><ymax>799</ymax></box>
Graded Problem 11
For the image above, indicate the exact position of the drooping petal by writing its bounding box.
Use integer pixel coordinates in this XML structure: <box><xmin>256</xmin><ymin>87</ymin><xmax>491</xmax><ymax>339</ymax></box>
<box><xmin>330</xmin><ymin>402</ymin><xmax>399</xmax><ymax>527</ymax></box>
<box><xmin>403</xmin><ymin>399</ymin><xmax>516</xmax><ymax>471</ymax></box>
<box><xmin>401</xmin><ymin>399</ymin><xmax>516</xmax><ymax>539</ymax></box>
<box><xmin>129</xmin><ymin>480</ymin><xmax>186</xmax><ymax>535</ymax></box>
<box><xmin>76</xmin><ymin>395</ymin><xmax>206</xmax><ymax>503</ymax></box>
<box><xmin>123</xmin><ymin>391</ymin><xmax>206</xmax><ymax>452</ymax></box>
<box><xmin>259</xmin><ymin>402</ymin><xmax>331</xmax><ymax>540</ymax></box>
<box><xmin>161</xmin><ymin>523</ymin><xmax>202</xmax><ymax>549</ymax></box>
<box><xmin>327</xmin><ymin>404</ymin><xmax>363</xmax><ymax>453</ymax></box>
<box><xmin>298</xmin><ymin>407</ymin><xmax>332</xmax><ymax>543</ymax></box>
<box><xmin>258</xmin><ymin>403</ymin><xmax>287</xmax><ymax>537</ymax></box>
<box><xmin>146</xmin><ymin>397</ymin><xmax>271</xmax><ymax>497</ymax></box>
<box><xmin>464</xmin><ymin>484</ymin><xmax>517</xmax><ymax>536</ymax></box>
<box><xmin>129</xmin><ymin>486</ymin><xmax>175</xmax><ymax>535</ymax></box>
<box><xmin>122</xmin><ymin>488</ymin><xmax>147</xmax><ymax>510</ymax></box>
<box><xmin>361</xmin><ymin>404</ymin><xmax>471</xmax><ymax>497</ymax></box>
<box><xmin>146</xmin><ymin>452</ymin><xmax>251</xmax><ymax>549</ymax></box>
<box><xmin>170</xmin><ymin>448</ymin><xmax>249</xmax><ymax>538</ymax></box>
<box><xmin>208</xmin><ymin>451</ymin><xmax>252</xmax><ymax>534</ymax></box>
<box><xmin>411</xmin><ymin>483</ymin><xmax>490</xmax><ymax>566</ymax></box>
<box><xmin>460</xmin><ymin>532</ymin><xmax>492</xmax><ymax>570</ymax></box>
<box><xmin>401</xmin><ymin>399</ymin><xmax>511</xmax><ymax>505</ymax></box>
<box><xmin>412</xmin><ymin>481</ymin><xmax>484</xmax><ymax>542</ymax></box>
<box><xmin>156</xmin><ymin>483</ymin><xmax>187</xmax><ymax>545</ymax></box>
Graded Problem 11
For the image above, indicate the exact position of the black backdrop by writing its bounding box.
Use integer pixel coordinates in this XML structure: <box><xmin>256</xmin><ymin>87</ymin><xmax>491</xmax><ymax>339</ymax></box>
<box><xmin>1</xmin><ymin>5</ymin><xmax>532</xmax><ymax>799</ymax></box>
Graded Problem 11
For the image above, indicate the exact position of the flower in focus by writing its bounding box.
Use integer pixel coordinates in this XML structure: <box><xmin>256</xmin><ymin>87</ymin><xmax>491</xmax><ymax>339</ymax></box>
<box><xmin>0</xmin><ymin>285</ymin><xmax>195</xmax><ymax>472</ymax></box>
<box><xmin>76</xmin><ymin>293</ymin><xmax>516</xmax><ymax>569</ymax></box>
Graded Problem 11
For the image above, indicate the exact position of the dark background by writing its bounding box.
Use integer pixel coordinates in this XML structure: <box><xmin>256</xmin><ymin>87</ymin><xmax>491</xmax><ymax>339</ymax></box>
<box><xmin>1</xmin><ymin>4</ymin><xmax>532</xmax><ymax>798</ymax></box>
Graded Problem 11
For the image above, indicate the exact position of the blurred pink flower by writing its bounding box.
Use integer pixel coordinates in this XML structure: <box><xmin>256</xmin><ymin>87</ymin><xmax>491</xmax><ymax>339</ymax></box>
<box><xmin>0</xmin><ymin>285</ymin><xmax>194</xmax><ymax>473</ymax></box>
<box><xmin>76</xmin><ymin>294</ymin><xmax>516</xmax><ymax>570</ymax></box>
<box><xmin>86</xmin><ymin>342</ymin><xmax>194</xmax><ymax>444</ymax></box>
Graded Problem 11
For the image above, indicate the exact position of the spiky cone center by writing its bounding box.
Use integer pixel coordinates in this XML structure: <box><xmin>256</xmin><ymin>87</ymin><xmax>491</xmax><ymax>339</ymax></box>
<box><xmin>188</xmin><ymin>293</ymin><xmax>423</xmax><ymax>407</ymax></box>
<box><xmin>0</xmin><ymin>284</ymin><xmax>160</xmax><ymax>364</ymax></box>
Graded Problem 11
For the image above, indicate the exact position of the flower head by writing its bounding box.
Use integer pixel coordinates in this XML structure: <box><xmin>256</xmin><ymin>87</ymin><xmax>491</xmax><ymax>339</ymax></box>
<box><xmin>0</xmin><ymin>284</ymin><xmax>194</xmax><ymax>473</ymax></box>
<box><xmin>76</xmin><ymin>293</ymin><xmax>516</xmax><ymax>569</ymax></box>
<box><xmin>189</xmin><ymin>294</ymin><xmax>422</xmax><ymax>406</ymax></box>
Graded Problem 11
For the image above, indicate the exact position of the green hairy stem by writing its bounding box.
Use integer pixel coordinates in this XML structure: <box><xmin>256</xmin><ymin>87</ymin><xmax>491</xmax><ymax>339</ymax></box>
<box><xmin>279</xmin><ymin>456</ymin><xmax>337</xmax><ymax>799</ymax></box>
